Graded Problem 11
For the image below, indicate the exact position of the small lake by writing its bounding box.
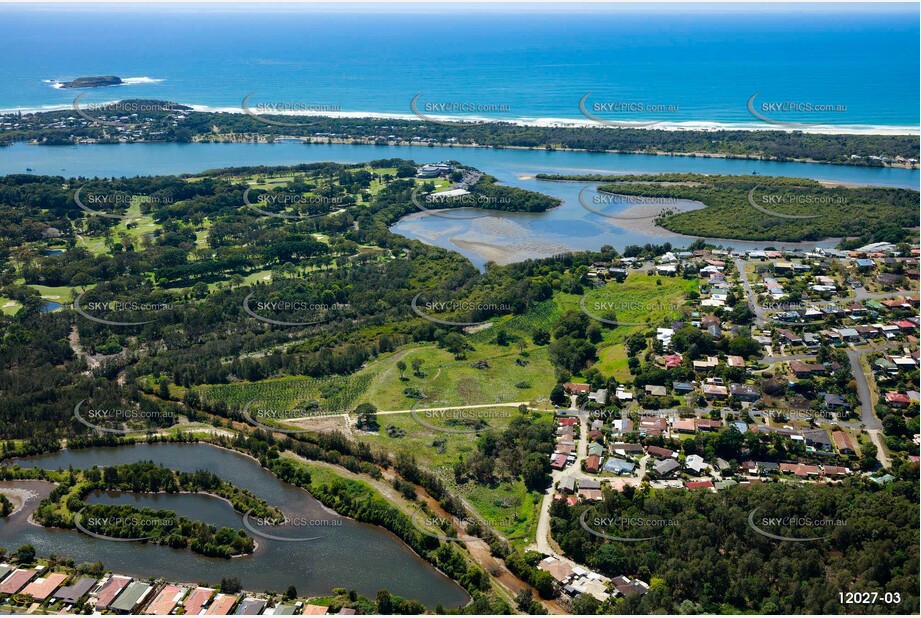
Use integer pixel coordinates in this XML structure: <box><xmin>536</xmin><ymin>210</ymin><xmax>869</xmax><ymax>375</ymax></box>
<box><xmin>1</xmin><ymin>443</ymin><xmax>470</xmax><ymax>607</ymax></box>
<box><xmin>40</xmin><ymin>300</ymin><xmax>62</xmax><ymax>313</ymax></box>
<box><xmin>2</xmin><ymin>141</ymin><xmax>917</xmax><ymax>269</ymax></box>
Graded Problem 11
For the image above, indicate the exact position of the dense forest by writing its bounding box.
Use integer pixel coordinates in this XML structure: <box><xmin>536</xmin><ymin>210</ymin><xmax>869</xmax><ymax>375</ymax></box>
<box><xmin>550</xmin><ymin>475</ymin><xmax>920</xmax><ymax>614</ymax></box>
<box><xmin>2</xmin><ymin>99</ymin><xmax>918</xmax><ymax>166</ymax></box>
<box><xmin>538</xmin><ymin>173</ymin><xmax>919</xmax><ymax>243</ymax></box>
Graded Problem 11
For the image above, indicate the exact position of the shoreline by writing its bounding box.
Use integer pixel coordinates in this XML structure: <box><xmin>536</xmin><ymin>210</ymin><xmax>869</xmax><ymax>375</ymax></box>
<box><xmin>4</xmin><ymin>101</ymin><xmax>919</xmax><ymax>136</ymax></box>
<box><xmin>289</xmin><ymin>137</ymin><xmax>920</xmax><ymax>170</ymax></box>
<box><xmin>3</xmin><ymin>134</ymin><xmax>918</xmax><ymax>172</ymax></box>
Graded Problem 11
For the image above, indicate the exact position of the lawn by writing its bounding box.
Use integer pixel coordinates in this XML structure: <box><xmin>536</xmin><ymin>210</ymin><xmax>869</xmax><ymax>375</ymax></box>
<box><xmin>360</xmin><ymin>342</ymin><xmax>557</xmax><ymax>411</ymax></box>
<box><xmin>0</xmin><ymin>297</ymin><xmax>21</xmax><ymax>316</ymax></box>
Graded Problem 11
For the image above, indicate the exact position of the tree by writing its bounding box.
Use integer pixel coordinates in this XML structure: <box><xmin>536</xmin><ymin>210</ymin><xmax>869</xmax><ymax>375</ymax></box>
<box><xmin>284</xmin><ymin>586</ymin><xmax>297</xmax><ymax>600</ymax></box>
<box><xmin>14</xmin><ymin>544</ymin><xmax>35</xmax><ymax>564</ymax></box>
<box><xmin>515</xmin><ymin>589</ymin><xmax>534</xmax><ymax>612</ymax></box>
<box><xmin>376</xmin><ymin>589</ymin><xmax>393</xmax><ymax>614</ymax></box>
<box><xmin>410</xmin><ymin>358</ymin><xmax>424</xmax><ymax>377</ymax></box>
<box><xmin>522</xmin><ymin>452</ymin><xmax>550</xmax><ymax>491</ymax></box>
<box><xmin>572</xmin><ymin>593</ymin><xmax>600</xmax><ymax>615</ymax></box>
<box><xmin>396</xmin><ymin>360</ymin><xmax>407</xmax><ymax>380</ymax></box>
<box><xmin>533</xmin><ymin>328</ymin><xmax>551</xmax><ymax>346</ymax></box>
<box><xmin>396</xmin><ymin>164</ymin><xmax>416</xmax><ymax>178</ymax></box>
<box><xmin>354</xmin><ymin>403</ymin><xmax>379</xmax><ymax>431</ymax></box>
<box><xmin>550</xmin><ymin>384</ymin><xmax>568</xmax><ymax>407</ymax></box>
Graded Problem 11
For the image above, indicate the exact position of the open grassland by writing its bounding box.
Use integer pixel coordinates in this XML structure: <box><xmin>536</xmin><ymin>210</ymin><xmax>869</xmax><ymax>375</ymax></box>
<box><xmin>361</xmin><ymin>342</ymin><xmax>557</xmax><ymax>411</ymax></box>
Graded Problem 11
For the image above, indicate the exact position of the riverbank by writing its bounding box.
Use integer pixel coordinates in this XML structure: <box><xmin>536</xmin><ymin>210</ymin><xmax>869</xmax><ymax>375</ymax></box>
<box><xmin>2</xmin><ymin>436</ymin><xmax>477</xmax><ymax>608</ymax></box>
<box><xmin>0</xmin><ymin>486</ymin><xmax>37</xmax><ymax>516</ymax></box>
<box><xmin>194</xmin><ymin>133</ymin><xmax>920</xmax><ymax>170</ymax></box>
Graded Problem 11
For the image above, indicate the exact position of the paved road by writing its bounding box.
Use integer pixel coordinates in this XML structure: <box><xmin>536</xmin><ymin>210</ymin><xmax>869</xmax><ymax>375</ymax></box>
<box><xmin>735</xmin><ymin>260</ymin><xmax>767</xmax><ymax>327</ymax></box>
<box><xmin>758</xmin><ymin>353</ymin><xmax>815</xmax><ymax>365</ymax></box>
<box><xmin>288</xmin><ymin>401</ymin><xmax>533</xmax><ymax>422</ymax></box>
<box><xmin>846</xmin><ymin>346</ymin><xmax>893</xmax><ymax>430</ymax></box>
<box><xmin>735</xmin><ymin>259</ymin><xmax>917</xmax><ymax>328</ymax></box>
<box><xmin>847</xmin><ymin>349</ymin><xmax>878</xmax><ymax>429</ymax></box>
<box><xmin>533</xmin><ymin>399</ymin><xmax>588</xmax><ymax>559</ymax></box>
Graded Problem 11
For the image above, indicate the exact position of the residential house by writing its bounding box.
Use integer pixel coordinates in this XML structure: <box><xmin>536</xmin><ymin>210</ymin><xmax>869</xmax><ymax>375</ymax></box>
<box><xmin>702</xmin><ymin>384</ymin><xmax>728</xmax><ymax>400</ymax></box>
<box><xmin>885</xmin><ymin>391</ymin><xmax>911</xmax><ymax>408</ymax></box>
<box><xmin>646</xmin><ymin>445</ymin><xmax>676</xmax><ymax>459</ymax></box>
<box><xmin>638</xmin><ymin>416</ymin><xmax>668</xmax><ymax>435</ymax></box>
<box><xmin>603</xmin><ymin>458</ymin><xmax>636</xmax><ymax>474</ymax></box>
<box><xmin>585</xmin><ymin>454</ymin><xmax>601</xmax><ymax>474</ymax></box>
<box><xmin>645</xmin><ymin>384</ymin><xmax>668</xmax><ymax>397</ymax></box>
<box><xmin>610</xmin><ymin>443</ymin><xmax>644</xmax><ymax>456</ymax></box>
<box><xmin>835</xmin><ymin>328</ymin><xmax>860</xmax><ymax>342</ymax></box>
<box><xmin>20</xmin><ymin>572</ymin><xmax>68</xmax><ymax>602</ymax></box>
<box><xmin>54</xmin><ymin>577</ymin><xmax>97</xmax><ymax>606</ymax></box>
<box><xmin>235</xmin><ymin>597</ymin><xmax>267</xmax><ymax>615</ymax></box>
<box><xmin>726</xmin><ymin>355</ymin><xmax>745</xmax><ymax>368</ymax></box>
<box><xmin>109</xmin><ymin>581</ymin><xmax>154</xmax><ymax>615</ymax></box>
<box><xmin>663</xmin><ymin>353</ymin><xmax>683</xmax><ymax>369</ymax></box>
<box><xmin>651</xmin><ymin>458</ymin><xmax>680</xmax><ymax>477</ymax></box>
<box><xmin>802</xmin><ymin>429</ymin><xmax>833</xmax><ymax>451</ymax></box>
<box><xmin>730</xmin><ymin>384</ymin><xmax>761</xmax><ymax>402</ymax></box>
<box><xmin>685</xmin><ymin>454</ymin><xmax>709</xmax><ymax>475</ymax></box>
<box><xmin>558</xmin><ymin>477</ymin><xmax>576</xmax><ymax>494</ymax></box>
<box><xmin>94</xmin><ymin>576</ymin><xmax>132</xmax><ymax>611</ymax></box>
<box><xmin>696</xmin><ymin>418</ymin><xmax>722</xmax><ymax>431</ymax></box>
<box><xmin>693</xmin><ymin>356</ymin><xmax>719</xmax><ymax>371</ymax></box>
<box><xmin>0</xmin><ymin>568</ymin><xmax>39</xmax><ymax>596</ymax></box>
<box><xmin>588</xmin><ymin>442</ymin><xmax>605</xmax><ymax>458</ymax></box>
<box><xmin>778</xmin><ymin>329</ymin><xmax>803</xmax><ymax>346</ymax></box>
<box><xmin>550</xmin><ymin>454</ymin><xmax>568</xmax><ymax>470</ymax></box>
<box><xmin>144</xmin><ymin>585</ymin><xmax>187</xmax><ymax>616</ymax></box>
<box><xmin>824</xmin><ymin>393</ymin><xmax>848</xmax><ymax>410</ymax></box>
<box><xmin>183</xmin><ymin>587</ymin><xmax>217</xmax><ymax>616</ymax></box>
<box><xmin>780</xmin><ymin>463</ymin><xmax>820</xmax><ymax>478</ymax></box>
<box><xmin>204</xmin><ymin>593</ymin><xmax>239</xmax><ymax>615</ymax></box>
<box><xmin>588</xmin><ymin>388</ymin><xmax>609</xmax><ymax>405</ymax></box>
<box><xmin>564</xmin><ymin>382</ymin><xmax>591</xmax><ymax>395</ymax></box>
<box><xmin>790</xmin><ymin>360</ymin><xmax>826</xmax><ymax>378</ymax></box>
<box><xmin>832</xmin><ymin>430</ymin><xmax>855</xmax><ymax>454</ymax></box>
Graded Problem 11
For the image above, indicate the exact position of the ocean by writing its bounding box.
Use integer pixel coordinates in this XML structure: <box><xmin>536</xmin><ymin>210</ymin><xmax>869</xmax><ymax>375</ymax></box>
<box><xmin>0</xmin><ymin>4</ymin><xmax>918</xmax><ymax>133</ymax></box>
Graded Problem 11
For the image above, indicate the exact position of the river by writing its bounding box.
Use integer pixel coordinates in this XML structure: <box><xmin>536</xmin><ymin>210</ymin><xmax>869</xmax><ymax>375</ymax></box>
<box><xmin>4</xmin><ymin>140</ymin><xmax>917</xmax><ymax>269</ymax></box>
<box><xmin>0</xmin><ymin>443</ymin><xmax>470</xmax><ymax>607</ymax></box>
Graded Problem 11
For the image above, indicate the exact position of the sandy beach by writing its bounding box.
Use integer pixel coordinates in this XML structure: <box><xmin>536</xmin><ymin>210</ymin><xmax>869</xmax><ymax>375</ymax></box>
<box><xmin>0</xmin><ymin>487</ymin><xmax>39</xmax><ymax>516</ymax></box>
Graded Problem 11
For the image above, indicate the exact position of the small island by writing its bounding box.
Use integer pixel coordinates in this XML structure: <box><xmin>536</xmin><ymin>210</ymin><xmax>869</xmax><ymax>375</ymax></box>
<box><xmin>59</xmin><ymin>75</ymin><xmax>123</xmax><ymax>89</ymax></box>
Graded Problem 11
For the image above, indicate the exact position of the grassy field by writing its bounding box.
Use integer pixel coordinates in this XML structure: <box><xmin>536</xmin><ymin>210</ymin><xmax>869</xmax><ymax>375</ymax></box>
<box><xmin>360</xmin><ymin>342</ymin><xmax>556</xmax><ymax>411</ymax></box>
<box><xmin>357</xmin><ymin>407</ymin><xmax>551</xmax><ymax>546</ymax></box>
<box><xmin>0</xmin><ymin>297</ymin><xmax>22</xmax><ymax>316</ymax></box>
<box><xmin>570</xmin><ymin>273</ymin><xmax>698</xmax><ymax>379</ymax></box>
<box><xmin>75</xmin><ymin>200</ymin><xmax>164</xmax><ymax>256</ymax></box>
<box><xmin>361</xmin><ymin>407</ymin><xmax>530</xmax><ymax>467</ymax></box>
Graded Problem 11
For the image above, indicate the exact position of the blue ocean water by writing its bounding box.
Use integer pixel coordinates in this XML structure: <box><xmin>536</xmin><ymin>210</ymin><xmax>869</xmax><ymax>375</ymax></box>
<box><xmin>0</xmin><ymin>4</ymin><xmax>918</xmax><ymax>130</ymax></box>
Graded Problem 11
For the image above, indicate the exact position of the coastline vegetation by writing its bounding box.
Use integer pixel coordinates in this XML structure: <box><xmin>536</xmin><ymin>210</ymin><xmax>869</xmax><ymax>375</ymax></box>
<box><xmin>2</xmin><ymin>100</ymin><xmax>917</xmax><ymax>168</ymax></box>
<box><xmin>537</xmin><ymin>173</ymin><xmax>919</xmax><ymax>243</ymax></box>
